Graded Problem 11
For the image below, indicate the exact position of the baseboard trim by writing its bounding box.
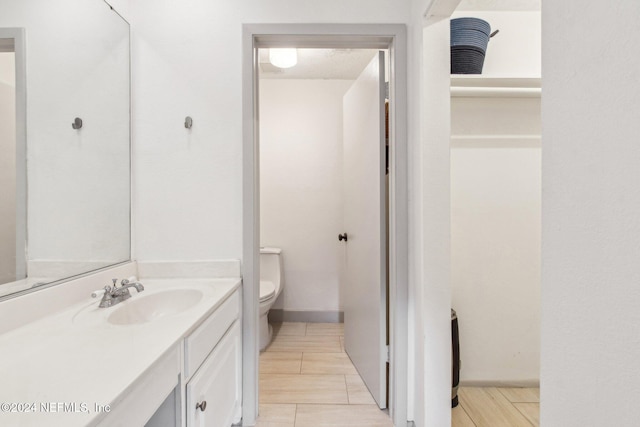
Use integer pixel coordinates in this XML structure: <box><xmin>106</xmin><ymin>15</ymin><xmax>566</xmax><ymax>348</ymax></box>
<box><xmin>460</xmin><ymin>379</ymin><xmax>540</xmax><ymax>388</ymax></box>
<box><xmin>268</xmin><ymin>309</ymin><xmax>344</xmax><ymax>323</ymax></box>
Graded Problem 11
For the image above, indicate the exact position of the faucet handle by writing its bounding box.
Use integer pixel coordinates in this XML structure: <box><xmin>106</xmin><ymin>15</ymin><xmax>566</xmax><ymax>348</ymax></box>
<box><xmin>112</xmin><ymin>278</ymin><xmax>118</xmax><ymax>288</ymax></box>
<box><xmin>91</xmin><ymin>286</ymin><xmax>111</xmax><ymax>299</ymax></box>
<box><xmin>91</xmin><ymin>289</ymin><xmax>105</xmax><ymax>299</ymax></box>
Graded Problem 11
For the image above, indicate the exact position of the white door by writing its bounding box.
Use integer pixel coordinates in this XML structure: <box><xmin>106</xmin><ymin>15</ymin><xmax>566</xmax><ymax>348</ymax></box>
<box><xmin>342</xmin><ymin>51</ymin><xmax>387</xmax><ymax>409</ymax></box>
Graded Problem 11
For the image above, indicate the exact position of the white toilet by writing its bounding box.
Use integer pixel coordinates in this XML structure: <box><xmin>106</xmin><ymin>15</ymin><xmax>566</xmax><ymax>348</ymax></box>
<box><xmin>259</xmin><ymin>247</ymin><xmax>284</xmax><ymax>351</ymax></box>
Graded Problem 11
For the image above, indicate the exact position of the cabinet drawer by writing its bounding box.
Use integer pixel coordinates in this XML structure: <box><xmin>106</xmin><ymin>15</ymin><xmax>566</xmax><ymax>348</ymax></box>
<box><xmin>184</xmin><ymin>290</ymin><xmax>240</xmax><ymax>379</ymax></box>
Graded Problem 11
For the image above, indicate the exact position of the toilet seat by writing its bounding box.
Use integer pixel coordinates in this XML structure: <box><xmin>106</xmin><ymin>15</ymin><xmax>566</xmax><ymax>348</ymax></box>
<box><xmin>260</xmin><ymin>280</ymin><xmax>276</xmax><ymax>302</ymax></box>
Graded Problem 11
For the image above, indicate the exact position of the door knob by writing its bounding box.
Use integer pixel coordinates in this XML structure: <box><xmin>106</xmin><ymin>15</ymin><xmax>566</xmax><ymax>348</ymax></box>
<box><xmin>338</xmin><ymin>233</ymin><xmax>348</xmax><ymax>242</ymax></box>
<box><xmin>196</xmin><ymin>401</ymin><xmax>207</xmax><ymax>412</ymax></box>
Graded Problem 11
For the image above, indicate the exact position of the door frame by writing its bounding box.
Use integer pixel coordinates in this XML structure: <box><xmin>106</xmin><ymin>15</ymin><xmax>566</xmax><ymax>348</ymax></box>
<box><xmin>242</xmin><ymin>24</ymin><xmax>408</xmax><ymax>427</ymax></box>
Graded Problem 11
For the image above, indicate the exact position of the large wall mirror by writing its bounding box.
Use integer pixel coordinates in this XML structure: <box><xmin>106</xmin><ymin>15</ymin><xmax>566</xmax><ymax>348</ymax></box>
<box><xmin>0</xmin><ymin>0</ymin><xmax>130</xmax><ymax>300</ymax></box>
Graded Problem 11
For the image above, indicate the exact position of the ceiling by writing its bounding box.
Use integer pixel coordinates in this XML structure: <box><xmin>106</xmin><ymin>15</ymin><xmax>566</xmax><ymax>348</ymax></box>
<box><xmin>258</xmin><ymin>48</ymin><xmax>378</xmax><ymax>80</ymax></box>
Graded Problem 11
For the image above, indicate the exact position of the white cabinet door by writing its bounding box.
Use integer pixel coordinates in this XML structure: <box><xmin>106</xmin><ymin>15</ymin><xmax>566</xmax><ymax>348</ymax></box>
<box><xmin>186</xmin><ymin>321</ymin><xmax>242</xmax><ymax>427</ymax></box>
<box><xmin>342</xmin><ymin>51</ymin><xmax>387</xmax><ymax>409</ymax></box>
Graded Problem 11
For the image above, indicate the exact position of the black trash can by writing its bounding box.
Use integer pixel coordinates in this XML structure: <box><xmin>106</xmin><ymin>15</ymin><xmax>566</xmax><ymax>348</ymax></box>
<box><xmin>452</xmin><ymin>309</ymin><xmax>461</xmax><ymax>408</ymax></box>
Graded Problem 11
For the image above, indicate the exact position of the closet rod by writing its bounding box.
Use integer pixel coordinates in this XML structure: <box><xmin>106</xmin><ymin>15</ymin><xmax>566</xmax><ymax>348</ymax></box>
<box><xmin>450</xmin><ymin>135</ymin><xmax>541</xmax><ymax>148</ymax></box>
<box><xmin>451</xmin><ymin>134</ymin><xmax>540</xmax><ymax>140</ymax></box>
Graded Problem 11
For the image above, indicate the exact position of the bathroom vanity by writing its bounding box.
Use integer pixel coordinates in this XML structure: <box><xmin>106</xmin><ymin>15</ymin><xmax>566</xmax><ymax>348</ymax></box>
<box><xmin>0</xmin><ymin>264</ymin><xmax>242</xmax><ymax>427</ymax></box>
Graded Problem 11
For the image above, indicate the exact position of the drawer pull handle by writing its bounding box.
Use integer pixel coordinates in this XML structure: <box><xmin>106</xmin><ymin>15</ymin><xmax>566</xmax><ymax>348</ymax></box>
<box><xmin>196</xmin><ymin>401</ymin><xmax>207</xmax><ymax>412</ymax></box>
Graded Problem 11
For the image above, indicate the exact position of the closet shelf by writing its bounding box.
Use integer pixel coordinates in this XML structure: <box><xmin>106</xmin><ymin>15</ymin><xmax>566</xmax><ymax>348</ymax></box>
<box><xmin>451</xmin><ymin>76</ymin><xmax>541</xmax><ymax>98</ymax></box>
<box><xmin>450</xmin><ymin>134</ymin><xmax>541</xmax><ymax>148</ymax></box>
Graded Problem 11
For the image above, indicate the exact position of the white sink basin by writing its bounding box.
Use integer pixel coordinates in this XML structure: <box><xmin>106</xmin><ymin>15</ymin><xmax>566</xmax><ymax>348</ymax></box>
<box><xmin>107</xmin><ymin>289</ymin><xmax>204</xmax><ymax>325</ymax></box>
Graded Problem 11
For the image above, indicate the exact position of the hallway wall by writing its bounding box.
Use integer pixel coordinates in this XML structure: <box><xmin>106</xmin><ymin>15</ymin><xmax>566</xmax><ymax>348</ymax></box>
<box><xmin>541</xmin><ymin>1</ymin><xmax>640</xmax><ymax>425</ymax></box>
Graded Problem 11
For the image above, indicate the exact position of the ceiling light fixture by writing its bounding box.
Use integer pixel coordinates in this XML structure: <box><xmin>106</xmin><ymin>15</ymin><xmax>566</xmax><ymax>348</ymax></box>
<box><xmin>269</xmin><ymin>48</ymin><xmax>297</xmax><ymax>68</ymax></box>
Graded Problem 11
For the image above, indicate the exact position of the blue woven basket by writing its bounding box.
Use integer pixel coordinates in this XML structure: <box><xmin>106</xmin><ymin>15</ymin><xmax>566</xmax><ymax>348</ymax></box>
<box><xmin>450</xmin><ymin>17</ymin><xmax>491</xmax><ymax>35</ymax></box>
<box><xmin>450</xmin><ymin>17</ymin><xmax>494</xmax><ymax>74</ymax></box>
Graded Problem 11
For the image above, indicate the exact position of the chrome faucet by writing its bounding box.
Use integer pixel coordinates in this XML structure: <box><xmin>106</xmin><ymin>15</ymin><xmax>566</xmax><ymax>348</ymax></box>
<box><xmin>120</xmin><ymin>278</ymin><xmax>145</xmax><ymax>293</ymax></box>
<box><xmin>92</xmin><ymin>278</ymin><xmax>145</xmax><ymax>308</ymax></box>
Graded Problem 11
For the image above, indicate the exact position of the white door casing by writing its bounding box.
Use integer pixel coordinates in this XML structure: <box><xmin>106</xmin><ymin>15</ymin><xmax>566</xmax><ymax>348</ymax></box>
<box><xmin>243</xmin><ymin>25</ymin><xmax>408</xmax><ymax>427</ymax></box>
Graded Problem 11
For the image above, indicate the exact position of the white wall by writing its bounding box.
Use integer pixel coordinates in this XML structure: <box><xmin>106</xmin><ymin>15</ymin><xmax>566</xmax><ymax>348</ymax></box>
<box><xmin>259</xmin><ymin>79</ymin><xmax>352</xmax><ymax>313</ymax></box>
<box><xmin>403</xmin><ymin>1</ymin><xmax>462</xmax><ymax>425</ymax></box>
<box><xmin>451</xmin><ymin>98</ymin><xmax>541</xmax><ymax>384</ymax></box>
<box><xmin>542</xmin><ymin>1</ymin><xmax>640</xmax><ymax>426</ymax></box>
<box><xmin>129</xmin><ymin>0</ymin><xmax>410</xmax><ymax>262</ymax></box>
<box><xmin>0</xmin><ymin>53</ymin><xmax>16</xmax><ymax>284</ymax></box>
<box><xmin>407</xmin><ymin>6</ymin><xmax>458</xmax><ymax>426</ymax></box>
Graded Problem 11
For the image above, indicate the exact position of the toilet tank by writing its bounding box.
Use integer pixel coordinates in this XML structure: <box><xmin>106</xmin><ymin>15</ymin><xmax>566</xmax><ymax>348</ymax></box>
<box><xmin>260</xmin><ymin>247</ymin><xmax>283</xmax><ymax>291</ymax></box>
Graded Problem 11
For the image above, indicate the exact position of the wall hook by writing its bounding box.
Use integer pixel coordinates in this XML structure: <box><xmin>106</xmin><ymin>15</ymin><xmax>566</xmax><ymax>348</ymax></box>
<box><xmin>72</xmin><ymin>117</ymin><xmax>83</xmax><ymax>130</ymax></box>
<box><xmin>184</xmin><ymin>116</ymin><xmax>193</xmax><ymax>129</ymax></box>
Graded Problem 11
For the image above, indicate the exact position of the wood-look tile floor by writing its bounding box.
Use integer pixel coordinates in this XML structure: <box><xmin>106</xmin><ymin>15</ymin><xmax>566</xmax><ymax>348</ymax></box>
<box><xmin>258</xmin><ymin>322</ymin><xmax>540</xmax><ymax>427</ymax></box>
<box><xmin>257</xmin><ymin>322</ymin><xmax>392</xmax><ymax>427</ymax></box>
<box><xmin>453</xmin><ymin>386</ymin><xmax>540</xmax><ymax>427</ymax></box>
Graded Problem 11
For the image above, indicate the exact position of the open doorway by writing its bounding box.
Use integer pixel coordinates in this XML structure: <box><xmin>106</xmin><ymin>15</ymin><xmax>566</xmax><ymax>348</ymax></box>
<box><xmin>257</xmin><ymin>46</ymin><xmax>389</xmax><ymax>415</ymax></box>
<box><xmin>242</xmin><ymin>25</ymin><xmax>408</xmax><ymax>427</ymax></box>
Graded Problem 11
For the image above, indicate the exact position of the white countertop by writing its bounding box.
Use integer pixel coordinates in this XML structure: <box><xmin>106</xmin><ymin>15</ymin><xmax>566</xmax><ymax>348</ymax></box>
<box><xmin>0</xmin><ymin>277</ymin><xmax>241</xmax><ymax>426</ymax></box>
